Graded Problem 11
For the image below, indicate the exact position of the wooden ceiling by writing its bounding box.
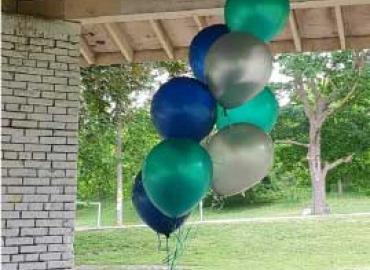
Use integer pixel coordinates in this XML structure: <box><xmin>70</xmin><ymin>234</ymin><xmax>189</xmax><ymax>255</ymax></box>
<box><xmin>18</xmin><ymin>0</ymin><xmax>370</xmax><ymax>66</ymax></box>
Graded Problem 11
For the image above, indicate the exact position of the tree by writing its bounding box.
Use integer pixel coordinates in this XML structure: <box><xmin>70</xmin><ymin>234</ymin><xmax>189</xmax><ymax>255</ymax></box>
<box><xmin>276</xmin><ymin>51</ymin><xmax>369</xmax><ymax>215</ymax></box>
<box><xmin>81</xmin><ymin>64</ymin><xmax>154</xmax><ymax>225</ymax></box>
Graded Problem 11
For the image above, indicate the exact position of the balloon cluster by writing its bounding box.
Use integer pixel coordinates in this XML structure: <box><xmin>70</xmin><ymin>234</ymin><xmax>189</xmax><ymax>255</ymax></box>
<box><xmin>132</xmin><ymin>0</ymin><xmax>289</xmax><ymax>237</ymax></box>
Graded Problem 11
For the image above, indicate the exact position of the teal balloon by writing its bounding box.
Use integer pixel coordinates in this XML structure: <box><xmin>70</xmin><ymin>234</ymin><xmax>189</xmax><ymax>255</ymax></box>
<box><xmin>216</xmin><ymin>87</ymin><xmax>279</xmax><ymax>133</ymax></box>
<box><xmin>143</xmin><ymin>139</ymin><xmax>212</xmax><ymax>218</ymax></box>
<box><xmin>225</xmin><ymin>0</ymin><xmax>290</xmax><ymax>42</ymax></box>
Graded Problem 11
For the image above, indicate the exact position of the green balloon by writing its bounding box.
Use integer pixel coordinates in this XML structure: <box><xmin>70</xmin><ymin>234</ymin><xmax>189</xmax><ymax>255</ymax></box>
<box><xmin>225</xmin><ymin>0</ymin><xmax>290</xmax><ymax>42</ymax></box>
<box><xmin>216</xmin><ymin>87</ymin><xmax>279</xmax><ymax>133</ymax></box>
<box><xmin>143</xmin><ymin>139</ymin><xmax>212</xmax><ymax>218</ymax></box>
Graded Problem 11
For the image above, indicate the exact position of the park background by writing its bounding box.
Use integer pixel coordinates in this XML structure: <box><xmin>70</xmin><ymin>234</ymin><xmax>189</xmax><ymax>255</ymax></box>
<box><xmin>74</xmin><ymin>51</ymin><xmax>370</xmax><ymax>270</ymax></box>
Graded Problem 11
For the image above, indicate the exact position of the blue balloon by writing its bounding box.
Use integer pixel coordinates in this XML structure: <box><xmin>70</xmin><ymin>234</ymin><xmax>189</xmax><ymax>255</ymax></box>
<box><xmin>189</xmin><ymin>25</ymin><xmax>229</xmax><ymax>83</ymax></box>
<box><xmin>151</xmin><ymin>77</ymin><xmax>216</xmax><ymax>142</ymax></box>
<box><xmin>132</xmin><ymin>172</ymin><xmax>188</xmax><ymax>237</ymax></box>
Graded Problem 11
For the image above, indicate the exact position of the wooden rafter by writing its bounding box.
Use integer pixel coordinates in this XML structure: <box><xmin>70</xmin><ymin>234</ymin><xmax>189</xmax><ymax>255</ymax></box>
<box><xmin>104</xmin><ymin>23</ymin><xmax>134</xmax><ymax>62</ymax></box>
<box><xmin>149</xmin><ymin>19</ymin><xmax>175</xmax><ymax>60</ymax></box>
<box><xmin>193</xmin><ymin>16</ymin><xmax>207</xmax><ymax>31</ymax></box>
<box><xmin>334</xmin><ymin>6</ymin><xmax>346</xmax><ymax>50</ymax></box>
<box><xmin>289</xmin><ymin>11</ymin><xmax>302</xmax><ymax>52</ymax></box>
<box><xmin>18</xmin><ymin>0</ymin><xmax>370</xmax><ymax>24</ymax></box>
<box><xmin>80</xmin><ymin>37</ymin><xmax>95</xmax><ymax>65</ymax></box>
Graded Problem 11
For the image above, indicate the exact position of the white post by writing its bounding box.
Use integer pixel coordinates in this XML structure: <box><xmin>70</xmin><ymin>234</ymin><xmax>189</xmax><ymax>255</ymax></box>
<box><xmin>199</xmin><ymin>200</ymin><xmax>204</xmax><ymax>222</ymax></box>
<box><xmin>96</xmin><ymin>202</ymin><xmax>102</xmax><ymax>228</ymax></box>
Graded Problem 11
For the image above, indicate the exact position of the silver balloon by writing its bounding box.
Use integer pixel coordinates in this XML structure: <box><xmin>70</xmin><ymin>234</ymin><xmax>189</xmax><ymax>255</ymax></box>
<box><xmin>206</xmin><ymin>124</ymin><xmax>274</xmax><ymax>196</ymax></box>
<box><xmin>205</xmin><ymin>32</ymin><xmax>273</xmax><ymax>109</ymax></box>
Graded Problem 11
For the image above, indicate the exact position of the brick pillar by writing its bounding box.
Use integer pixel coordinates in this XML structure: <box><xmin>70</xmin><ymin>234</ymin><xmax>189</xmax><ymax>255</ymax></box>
<box><xmin>1</xmin><ymin>14</ymin><xmax>81</xmax><ymax>270</ymax></box>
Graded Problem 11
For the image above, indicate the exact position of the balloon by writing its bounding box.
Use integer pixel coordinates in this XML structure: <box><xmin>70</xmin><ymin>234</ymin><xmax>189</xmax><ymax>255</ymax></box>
<box><xmin>189</xmin><ymin>24</ymin><xmax>229</xmax><ymax>83</ymax></box>
<box><xmin>216</xmin><ymin>87</ymin><xmax>279</xmax><ymax>133</ymax></box>
<box><xmin>151</xmin><ymin>77</ymin><xmax>216</xmax><ymax>142</ymax></box>
<box><xmin>206</xmin><ymin>124</ymin><xmax>274</xmax><ymax>196</ymax></box>
<box><xmin>132</xmin><ymin>172</ymin><xmax>189</xmax><ymax>237</ymax></box>
<box><xmin>225</xmin><ymin>0</ymin><xmax>290</xmax><ymax>42</ymax></box>
<box><xmin>143</xmin><ymin>139</ymin><xmax>212</xmax><ymax>218</ymax></box>
<box><xmin>205</xmin><ymin>32</ymin><xmax>273</xmax><ymax>109</ymax></box>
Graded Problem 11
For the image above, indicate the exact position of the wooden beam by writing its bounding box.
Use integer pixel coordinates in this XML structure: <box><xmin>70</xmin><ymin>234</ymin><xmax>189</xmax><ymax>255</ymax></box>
<box><xmin>149</xmin><ymin>20</ymin><xmax>175</xmax><ymax>60</ymax></box>
<box><xmin>104</xmin><ymin>23</ymin><xmax>134</xmax><ymax>62</ymax></box>
<box><xmin>82</xmin><ymin>36</ymin><xmax>370</xmax><ymax>66</ymax></box>
<box><xmin>193</xmin><ymin>16</ymin><xmax>207</xmax><ymax>31</ymax></box>
<box><xmin>18</xmin><ymin>0</ymin><xmax>370</xmax><ymax>24</ymax></box>
<box><xmin>289</xmin><ymin>11</ymin><xmax>302</xmax><ymax>52</ymax></box>
<box><xmin>334</xmin><ymin>6</ymin><xmax>346</xmax><ymax>50</ymax></box>
<box><xmin>80</xmin><ymin>37</ymin><xmax>95</xmax><ymax>65</ymax></box>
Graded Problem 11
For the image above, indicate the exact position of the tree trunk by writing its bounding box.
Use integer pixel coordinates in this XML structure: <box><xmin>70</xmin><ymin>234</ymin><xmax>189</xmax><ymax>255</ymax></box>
<box><xmin>308</xmin><ymin>123</ymin><xmax>329</xmax><ymax>215</ymax></box>
<box><xmin>116</xmin><ymin>116</ymin><xmax>123</xmax><ymax>226</ymax></box>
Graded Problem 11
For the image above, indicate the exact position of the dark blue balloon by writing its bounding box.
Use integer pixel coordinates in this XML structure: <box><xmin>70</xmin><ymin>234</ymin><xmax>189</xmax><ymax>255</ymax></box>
<box><xmin>151</xmin><ymin>77</ymin><xmax>216</xmax><ymax>142</ymax></box>
<box><xmin>189</xmin><ymin>24</ymin><xmax>229</xmax><ymax>83</ymax></box>
<box><xmin>132</xmin><ymin>172</ymin><xmax>188</xmax><ymax>237</ymax></box>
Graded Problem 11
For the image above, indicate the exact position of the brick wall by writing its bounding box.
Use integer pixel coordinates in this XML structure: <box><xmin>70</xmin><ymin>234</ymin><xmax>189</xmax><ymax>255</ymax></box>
<box><xmin>1</xmin><ymin>14</ymin><xmax>81</xmax><ymax>270</ymax></box>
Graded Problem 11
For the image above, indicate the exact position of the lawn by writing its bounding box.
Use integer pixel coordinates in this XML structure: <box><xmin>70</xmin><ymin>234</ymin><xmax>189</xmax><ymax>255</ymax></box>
<box><xmin>76</xmin><ymin>193</ymin><xmax>370</xmax><ymax>227</ymax></box>
<box><xmin>75</xmin><ymin>215</ymin><xmax>370</xmax><ymax>270</ymax></box>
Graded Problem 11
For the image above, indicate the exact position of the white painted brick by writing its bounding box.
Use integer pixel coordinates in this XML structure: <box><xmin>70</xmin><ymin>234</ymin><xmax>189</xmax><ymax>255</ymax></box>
<box><xmin>20</xmin><ymin>245</ymin><xmax>47</xmax><ymax>253</ymax></box>
<box><xmin>27</xmin><ymin>113</ymin><xmax>52</xmax><ymax>121</ymax></box>
<box><xmin>3</xmin><ymin>152</ymin><xmax>18</xmax><ymax>160</ymax></box>
<box><xmin>52</xmin><ymin>145</ymin><xmax>77</xmax><ymax>153</ymax></box>
<box><xmin>67</xmin><ymin>153</ymin><xmax>77</xmax><ymax>161</ymax></box>
<box><xmin>2</xmin><ymin>255</ymin><xmax>11</xmax><ymax>263</ymax></box>
<box><xmin>12</xmin><ymin>120</ymin><xmax>38</xmax><ymax>128</ymax></box>
<box><xmin>8</xmin><ymin>169</ymin><xmax>36</xmax><ymax>177</ymax></box>
<box><xmin>49</xmin><ymin>228</ymin><xmax>73</xmax><ymax>235</ymax></box>
<box><xmin>39</xmin><ymin>121</ymin><xmax>66</xmax><ymax>130</ymax></box>
<box><xmin>36</xmin><ymin>61</ymin><xmax>49</xmax><ymax>68</ymax></box>
<box><xmin>14</xmin><ymin>89</ymin><xmax>41</xmax><ymax>98</ymax></box>
<box><xmin>25</xmin><ymin>160</ymin><xmax>51</xmax><ymax>169</ymax></box>
<box><xmin>2</xmin><ymin>247</ymin><xmax>19</xmax><ymax>255</ymax></box>
<box><xmin>41</xmin><ymin>91</ymin><xmax>66</xmax><ymax>100</ymax></box>
<box><xmin>27</xmin><ymin>97</ymin><xmax>53</xmax><ymax>106</ymax></box>
<box><xmin>22</xmin><ymin>211</ymin><xmax>48</xmax><ymax>219</ymax></box>
<box><xmin>2</xmin><ymin>229</ymin><xmax>19</xmax><ymax>237</ymax></box>
<box><xmin>15</xmin><ymin>43</ymin><xmax>42</xmax><ymax>52</ymax></box>
<box><xmin>30</xmin><ymin>37</ymin><xmax>55</xmax><ymax>47</ymax></box>
<box><xmin>33</xmin><ymin>152</ymin><xmax>46</xmax><ymax>160</ymax></box>
<box><xmin>2</xmin><ymin>35</ymin><xmax>28</xmax><ymax>44</ymax></box>
<box><xmin>44</xmin><ymin>203</ymin><xmax>64</xmax><ymax>211</ymax></box>
<box><xmin>9</xmin><ymin>58</ymin><xmax>23</xmax><ymax>65</ymax></box>
<box><xmin>11</xmin><ymin>254</ymin><xmax>25</xmax><ymax>262</ymax></box>
<box><xmin>36</xmin><ymin>219</ymin><xmax>63</xmax><ymax>227</ymax></box>
<box><xmin>3</xmin><ymin>71</ymin><xmax>14</xmax><ymax>80</ymax></box>
<box><xmin>36</xmin><ymin>236</ymin><xmax>63</xmax><ymax>244</ymax></box>
<box><xmin>50</xmin><ymin>195</ymin><xmax>75</xmax><ymax>202</ymax></box>
<box><xmin>23</xmin><ymin>178</ymin><xmax>50</xmax><ymax>186</ymax></box>
<box><xmin>68</xmin><ymin>78</ymin><xmax>80</xmax><ymax>86</ymax></box>
<box><xmin>47</xmin><ymin>153</ymin><xmax>66</xmax><ymax>161</ymax></box>
<box><xmin>21</xmin><ymin>228</ymin><xmax>48</xmax><ymax>236</ymax></box>
<box><xmin>15</xmin><ymin>74</ymin><xmax>42</xmax><ymax>82</ymax></box>
<box><xmin>12</xmin><ymin>136</ymin><xmax>39</xmax><ymax>144</ymax></box>
<box><xmin>48</xmin><ymin>106</ymin><xmax>67</xmax><ymax>114</ymax></box>
<box><xmin>2</xmin><ymin>263</ymin><xmax>18</xmax><ymax>270</ymax></box>
<box><xmin>65</xmin><ymin>170</ymin><xmax>77</xmax><ymax>177</ymax></box>
<box><xmin>54</xmin><ymin>115</ymin><xmax>78</xmax><ymax>123</ymax></box>
<box><xmin>52</xmin><ymin>162</ymin><xmax>76</xmax><ymax>169</ymax></box>
<box><xmin>48</xmin><ymin>244</ymin><xmax>71</xmax><ymax>252</ymax></box>
<box><xmin>2</xmin><ymin>111</ymin><xmax>26</xmax><ymax>119</ymax></box>
<box><xmin>5</xmin><ymin>103</ymin><xmax>20</xmax><ymax>111</ymax></box>
<box><xmin>2</xmin><ymin>135</ymin><xmax>11</xmax><ymax>143</ymax></box>
<box><xmin>2</xmin><ymin>94</ymin><xmax>27</xmax><ymax>102</ymax></box>
<box><xmin>8</xmin><ymin>186</ymin><xmax>35</xmax><ymax>194</ymax></box>
<box><xmin>39</xmin><ymin>253</ymin><xmax>61</xmax><ymax>261</ymax></box>
<box><xmin>2</xmin><ymin>177</ymin><xmax>22</xmax><ymax>185</ymax></box>
<box><xmin>25</xmin><ymin>144</ymin><xmax>51</xmax><ymax>152</ymax></box>
<box><xmin>22</xmin><ymin>194</ymin><xmax>49</xmax><ymax>202</ymax></box>
<box><xmin>38</xmin><ymin>169</ymin><xmax>65</xmax><ymax>178</ymax></box>
<box><xmin>42</xmin><ymin>76</ymin><xmax>68</xmax><ymax>85</ymax></box>
<box><xmin>53</xmin><ymin>130</ymin><xmax>76</xmax><ymax>137</ymax></box>
<box><xmin>19</xmin><ymin>152</ymin><xmax>32</xmax><ymax>160</ymax></box>
<box><xmin>34</xmin><ymin>106</ymin><xmax>48</xmax><ymax>113</ymax></box>
<box><xmin>56</xmin><ymin>41</ymin><xmax>78</xmax><ymax>50</ymax></box>
<box><xmin>19</xmin><ymin>262</ymin><xmax>47</xmax><ymax>270</ymax></box>
<box><xmin>2</xmin><ymin>211</ymin><xmax>20</xmax><ymax>219</ymax></box>
<box><xmin>2</xmin><ymin>203</ymin><xmax>15</xmax><ymax>210</ymax></box>
<box><xmin>28</xmin><ymin>82</ymin><xmax>54</xmax><ymax>91</ymax></box>
<box><xmin>7</xmin><ymin>219</ymin><xmax>34</xmax><ymax>228</ymax></box>
<box><xmin>40</xmin><ymin>137</ymin><xmax>66</xmax><ymax>145</ymax></box>
<box><xmin>44</xmin><ymin>47</ymin><xmax>68</xmax><ymax>55</ymax></box>
<box><xmin>2</xmin><ymin>128</ymin><xmax>24</xmax><ymax>136</ymax></box>
<box><xmin>37</xmin><ymin>186</ymin><xmax>63</xmax><ymax>194</ymax></box>
<box><xmin>14</xmin><ymin>203</ymin><xmax>28</xmax><ymax>210</ymax></box>
<box><xmin>2</xmin><ymin>49</ymin><xmax>28</xmax><ymax>59</ymax></box>
<box><xmin>23</xmin><ymin>59</ymin><xmax>37</xmax><ymax>67</ymax></box>
<box><xmin>49</xmin><ymin>62</ymin><xmax>68</xmax><ymax>70</ymax></box>
<box><xmin>54</xmin><ymin>85</ymin><xmax>79</xmax><ymax>92</ymax></box>
<box><xmin>49</xmin><ymin>211</ymin><xmax>74</xmax><ymax>219</ymax></box>
<box><xmin>29</xmin><ymin>52</ymin><xmax>55</xmax><ymax>61</ymax></box>
<box><xmin>26</xmin><ymin>129</ymin><xmax>52</xmax><ymax>136</ymax></box>
<box><xmin>6</xmin><ymin>237</ymin><xmax>33</xmax><ymax>246</ymax></box>
<box><xmin>24</xmin><ymin>253</ymin><xmax>39</xmax><ymax>261</ymax></box>
<box><xmin>48</xmin><ymin>260</ymin><xmax>72</xmax><ymax>269</ymax></box>
<box><xmin>28</xmin><ymin>203</ymin><xmax>44</xmax><ymax>210</ymax></box>
<box><xmin>20</xmin><ymin>105</ymin><xmax>34</xmax><ymax>112</ymax></box>
<box><xmin>2</xmin><ymin>160</ymin><xmax>24</xmax><ymax>168</ymax></box>
<box><xmin>2</xmin><ymin>41</ymin><xmax>14</xmax><ymax>49</ymax></box>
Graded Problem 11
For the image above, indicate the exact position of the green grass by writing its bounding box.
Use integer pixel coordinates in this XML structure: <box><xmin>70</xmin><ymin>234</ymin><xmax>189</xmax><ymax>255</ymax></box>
<box><xmin>76</xmin><ymin>193</ymin><xmax>370</xmax><ymax>227</ymax></box>
<box><xmin>75</xmin><ymin>216</ymin><xmax>370</xmax><ymax>270</ymax></box>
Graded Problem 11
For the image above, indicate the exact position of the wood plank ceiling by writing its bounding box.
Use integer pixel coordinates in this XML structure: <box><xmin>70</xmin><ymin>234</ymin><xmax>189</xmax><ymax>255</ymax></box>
<box><xmin>18</xmin><ymin>0</ymin><xmax>370</xmax><ymax>66</ymax></box>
